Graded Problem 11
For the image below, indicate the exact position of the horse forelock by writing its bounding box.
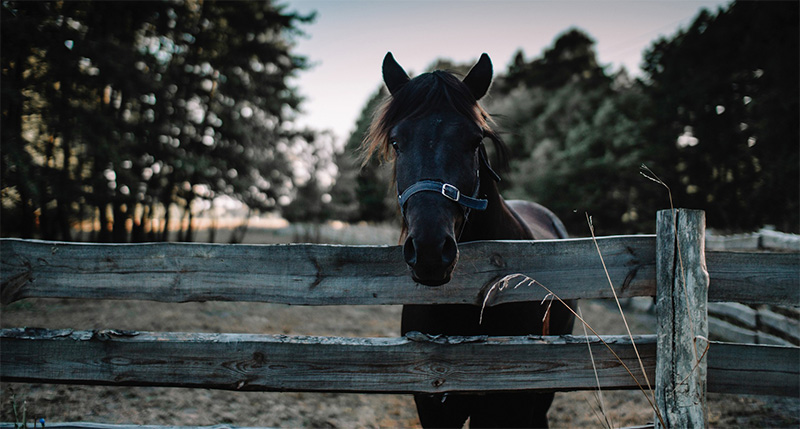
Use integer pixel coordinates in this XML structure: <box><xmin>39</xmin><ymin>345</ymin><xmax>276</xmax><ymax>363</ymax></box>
<box><xmin>361</xmin><ymin>70</ymin><xmax>498</xmax><ymax>167</ymax></box>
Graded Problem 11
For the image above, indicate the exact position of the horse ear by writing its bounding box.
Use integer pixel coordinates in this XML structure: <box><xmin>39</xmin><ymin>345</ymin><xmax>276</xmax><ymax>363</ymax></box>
<box><xmin>462</xmin><ymin>53</ymin><xmax>493</xmax><ymax>100</ymax></box>
<box><xmin>382</xmin><ymin>52</ymin><xmax>410</xmax><ymax>95</ymax></box>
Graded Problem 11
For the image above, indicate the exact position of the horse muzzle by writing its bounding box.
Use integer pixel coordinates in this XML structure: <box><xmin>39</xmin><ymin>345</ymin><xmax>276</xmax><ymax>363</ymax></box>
<box><xmin>399</xmin><ymin>186</ymin><xmax>468</xmax><ymax>287</ymax></box>
<box><xmin>403</xmin><ymin>233</ymin><xmax>458</xmax><ymax>287</ymax></box>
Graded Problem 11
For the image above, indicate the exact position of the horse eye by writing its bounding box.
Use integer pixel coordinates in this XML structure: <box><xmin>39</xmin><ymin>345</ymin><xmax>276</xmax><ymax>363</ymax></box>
<box><xmin>391</xmin><ymin>141</ymin><xmax>399</xmax><ymax>151</ymax></box>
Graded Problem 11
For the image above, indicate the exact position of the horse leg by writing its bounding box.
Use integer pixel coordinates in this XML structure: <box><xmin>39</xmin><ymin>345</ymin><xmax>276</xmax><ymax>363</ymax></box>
<box><xmin>467</xmin><ymin>392</ymin><xmax>554</xmax><ymax>428</ymax></box>
<box><xmin>413</xmin><ymin>393</ymin><xmax>471</xmax><ymax>428</ymax></box>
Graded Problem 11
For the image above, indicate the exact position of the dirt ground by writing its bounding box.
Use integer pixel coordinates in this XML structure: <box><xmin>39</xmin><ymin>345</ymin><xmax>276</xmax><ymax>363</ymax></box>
<box><xmin>2</xmin><ymin>224</ymin><xmax>798</xmax><ymax>428</ymax></box>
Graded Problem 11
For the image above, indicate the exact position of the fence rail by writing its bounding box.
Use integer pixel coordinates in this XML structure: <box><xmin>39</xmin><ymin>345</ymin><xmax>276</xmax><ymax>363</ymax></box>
<box><xmin>706</xmin><ymin>227</ymin><xmax>800</xmax><ymax>251</ymax></box>
<box><xmin>2</xmin><ymin>237</ymin><xmax>796</xmax><ymax>306</ymax></box>
<box><xmin>708</xmin><ymin>302</ymin><xmax>799</xmax><ymax>346</ymax></box>
<box><xmin>704</xmin><ymin>228</ymin><xmax>800</xmax><ymax>346</ymax></box>
<box><xmin>1</xmin><ymin>209</ymin><xmax>799</xmax><ymax>428</ymax></box>
<box><xmin>3</xmin><ymin>328</ymin><xmax>795</xmax><ymax>397</ymax></box>
<box><xmin>2</xmin><ymin>329</ymin><xmax>656</xmax><ymax>393</ymax></box>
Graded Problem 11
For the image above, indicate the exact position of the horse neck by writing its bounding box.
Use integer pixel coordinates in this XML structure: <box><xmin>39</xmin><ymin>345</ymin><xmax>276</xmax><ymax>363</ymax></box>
<box><xmin>459</xmin><ymin>174</ymin><xmax>532</xmax><ymax>242</ymax></box>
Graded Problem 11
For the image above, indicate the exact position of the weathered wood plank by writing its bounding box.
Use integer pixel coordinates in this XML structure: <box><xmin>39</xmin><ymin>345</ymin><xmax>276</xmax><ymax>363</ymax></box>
<box><xmin>655</xmin><ymin>209</ymin><xmax>709</xmax><ymax>428</ymax></box>
<box><xmin>760</xmin><ymin>228</ymin><xmax>800</xmax><ymax>251</ymax></box>
<box><xmin>706</xmin><ymin>251</ymin><xmax>800</xmax><ymax>305</ymax></box>
<box><xmin>707</xmin><ymin>341</ymin><xmax>800</xmax><ymax>397</ymax></box>
<box><xmin>1</xmin><ymin>328</ymin><xmax>656</xmax><ymax>394</ymax></box>
<box><xmin>708</xmin><ymin>302</ymin><xmax>757</xmax><ymax>328</ymax></box>
<box><xmin>755</xmin><ymin>330</ymin><xmax>797</xmax><ymax>347</ymax></box>
<box><xmin>708</xmin><ymin>317</ymin><xmax>757</xmax><ymax>344</ymax></box>
<box><xmin>0</xmin><ymin>236</ymin><xmax>658</xmax><ymax>305</ymax></box>
<box><xmin>0</xmin><ymin>329</ymin><xmax>800</xmax><ymax>398</ymax></box>
<box><xmin>705</xmin><ymin>232</ymin><xmax>760</xmax><ymax>251</ymax></box>
<box><xmin>3</xmin><ymin>328</ymin><xmax>793</xmax><ymax>397</ymax></box>
<box><xmin>758</xmin><ymin>307</ymin><xmax>800</xmax><ymax>345</ymax></box>
<box><xmin>3</xmin><ymin>238</ymin><xmax>796</xmax><ymax>306</ymax></box>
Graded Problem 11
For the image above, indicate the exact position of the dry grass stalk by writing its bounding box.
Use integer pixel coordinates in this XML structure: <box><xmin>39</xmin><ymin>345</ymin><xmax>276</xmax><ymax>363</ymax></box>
<box><xmin>478</xmin><ymin>165</ymin><xmax>715</xmax><ymax>427</ymax></box>
<box><xmin>579</xmin><ymin>304</ymin><xmax>612</xmax><ymax>429</ymax></box>
<box><xmin>641</xmin><ymin>164</ymin><xmax>708</xmax><ymax>386</ymax></box>
<box><xmin>585</xmin><ymin>395</ymin><xmax>612</xmax><ymax>429</ymax></box>
<box><xmin>676</xmin><ymin>335</ymin><xmax>711</xmax><ymax>391</ymax></box>
<box><xmin>481</xmin><ymin>273</ymin><xmax>666</xmax><ymax>427</ymax></box>
<box><xmin>586</xmin><ymin>213</ymin><xmax>655</xmax><ymax>405</ymax></box>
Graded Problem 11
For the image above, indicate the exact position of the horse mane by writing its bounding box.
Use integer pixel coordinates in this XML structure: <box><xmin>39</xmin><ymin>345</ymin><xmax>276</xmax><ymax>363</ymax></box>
<box><xmin>361</xmin><ymin>70</ymin><xmax>508</xmax><ymax>171</ymax></box>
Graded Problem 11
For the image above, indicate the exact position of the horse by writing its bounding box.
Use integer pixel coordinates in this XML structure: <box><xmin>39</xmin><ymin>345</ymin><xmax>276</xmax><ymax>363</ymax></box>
<box><xmin>361</xmin><ymin>52</ymin><xmax>575</xmax><ymax>428</ymax></box>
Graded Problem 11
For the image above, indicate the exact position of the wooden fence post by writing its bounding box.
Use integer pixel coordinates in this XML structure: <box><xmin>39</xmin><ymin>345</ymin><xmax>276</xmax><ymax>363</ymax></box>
<box><xmin>655</xmin><ymin>209</ymin><xmax>709</xmax><ymax>428</ymax></box>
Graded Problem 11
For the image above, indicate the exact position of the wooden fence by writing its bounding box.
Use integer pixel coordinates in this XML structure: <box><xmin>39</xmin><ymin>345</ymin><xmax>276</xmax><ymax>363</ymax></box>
<box><xmin>705</xmin><ymin>228</ymin><xmax>800</xmax><ymax>346</ymax></box>
<box><xmin>706</xmin><ymin>227</ymin><xmax>800</xmax><ymax>252</ymax></box>
<box><xmin>1</xmin><ymin>209</ymin><xmax>798</xmax><ymax>428</ymax></box>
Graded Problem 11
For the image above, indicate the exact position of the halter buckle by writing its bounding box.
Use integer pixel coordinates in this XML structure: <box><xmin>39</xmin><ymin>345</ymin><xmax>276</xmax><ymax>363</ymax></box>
<box><xmin>441</xmin><ymin>183</ymin><xmax>460</xmax><ymax>202</ymax></box>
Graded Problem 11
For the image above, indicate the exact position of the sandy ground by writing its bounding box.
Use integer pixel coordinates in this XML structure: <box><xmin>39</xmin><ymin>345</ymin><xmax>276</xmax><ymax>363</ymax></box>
<box><xmin>2</xmin><ymin>224</ymin><xmax>798</xmax><ymax>427</ymax></box>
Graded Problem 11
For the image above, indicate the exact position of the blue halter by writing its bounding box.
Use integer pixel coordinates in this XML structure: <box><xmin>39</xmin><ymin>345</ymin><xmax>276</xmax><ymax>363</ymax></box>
<box><xmin>396</xmin><ymin>143</ymin><xmax>499</xmax><ymax>217</ymax></box>
<box><xmin>398</xmin><ymin>179</ymin><xmax>486</xmax><ymax>215</ymax></box>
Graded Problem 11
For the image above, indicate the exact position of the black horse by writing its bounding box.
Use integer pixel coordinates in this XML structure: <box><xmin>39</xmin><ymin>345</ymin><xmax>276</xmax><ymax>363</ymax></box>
<box><xmin>362</xmin><ymin>52</ymin><xmax>574</xmax><ymax>428</ymax></box>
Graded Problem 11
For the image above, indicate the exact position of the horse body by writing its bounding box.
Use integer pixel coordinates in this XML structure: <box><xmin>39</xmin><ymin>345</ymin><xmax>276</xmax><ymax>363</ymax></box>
<box><xmin>401</xmin><ymin>176</ymin><xmax>574</xmax><ymax>428</ymax></box>
<box><xmin>364</xmin><ymin>52</ymin><xmax>574</xmax><ymax>428</ymax></box>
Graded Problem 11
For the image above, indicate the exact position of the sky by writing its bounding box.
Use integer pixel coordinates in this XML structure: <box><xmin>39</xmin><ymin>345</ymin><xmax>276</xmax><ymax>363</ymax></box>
<box><xmin>284</xmin><ymin>0</ymin><xmax>731</xmax><ymax>141</ymax></box>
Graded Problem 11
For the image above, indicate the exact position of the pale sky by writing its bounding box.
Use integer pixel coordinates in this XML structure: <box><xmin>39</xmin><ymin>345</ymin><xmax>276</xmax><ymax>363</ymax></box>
<box><xmin>284</xmin><ymin>0</ymin><xmax>731</xmax><ymax>141</ymax></box>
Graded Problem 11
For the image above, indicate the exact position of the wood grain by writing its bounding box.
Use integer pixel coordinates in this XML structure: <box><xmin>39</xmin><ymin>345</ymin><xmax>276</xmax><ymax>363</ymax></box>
<box><xmin>2</xmin><ymin>228</ymin><xmax>798</xmax><ymax>416</ymax></box>
<box><xmin>655</xmin><ymin>209</ymin><xmax>708</xmax><ymax>428</ymax></box>
<box><xmin>707</xmin><ymin>341</ymin><xmax>799</xmax><ymax>397</ymax></box>
<box><xmin>0</xmin><ymin>236</ymin><xmax>658</xmax><ymax>305</ymax></box>
<box><xmin>1</xmin><ymin>328</ymin><xmax>656</xmax><ymax>394</ymax></box>
<box><xmin>3</xmin><ymin>328</ymin><xmax>795</xmax><ymax>397</ymax></box>
<box><xmin>706</xmin><ymin>251</ymin><xmax>799</xmax><ymax>305</ymax></box>
<box><xmin>3</xmin><ymin>237</ymin><xmax>796</xmax><ymax>306</ymax></box>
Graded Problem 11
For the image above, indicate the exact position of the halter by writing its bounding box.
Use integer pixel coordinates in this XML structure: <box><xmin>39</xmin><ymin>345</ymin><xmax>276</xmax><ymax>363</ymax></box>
<box><xmin>397</xmin><ymin>143</ymin><xmax>500</xmax><ymax>219</ymax></box>
<box><xmin>398</xmin><ymin>180</ymin><xmax>487</xmax><ymax>213</ymax></box>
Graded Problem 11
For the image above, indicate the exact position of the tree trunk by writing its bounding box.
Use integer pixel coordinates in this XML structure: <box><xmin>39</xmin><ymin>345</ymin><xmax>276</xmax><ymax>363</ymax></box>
<box><xmin>98</xmin><ymin>204</ymin><xmax>111</xmax><ymax>242</ymax></box>
<box><xmin>112</xmin><ymin>202</ymin><xmax>128</xmax><ymax>243</ymax></box>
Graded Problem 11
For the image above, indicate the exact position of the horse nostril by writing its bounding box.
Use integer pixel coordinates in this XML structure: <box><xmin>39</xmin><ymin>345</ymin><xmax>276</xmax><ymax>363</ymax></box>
<box><xmin>403</xmin><ymin>237</ymin><xmax>417</xmax><ymax>267</ymax></box>
<box><xmin>441</xmin><ymin>236</ymin><xmax>457</xmax><ymax>267</ymax></box>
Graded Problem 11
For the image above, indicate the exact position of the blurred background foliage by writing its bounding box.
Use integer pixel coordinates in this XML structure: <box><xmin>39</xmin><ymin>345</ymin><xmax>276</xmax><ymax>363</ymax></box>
<box><xmin>1</xmin><ymin>0</ymin><xmax>797</xmax><ymax>242</ymax></box>
<box><xmin>1</xmin><ymin>0</ymin><xmax>329</xmax><ymax>242</ymax></box>
<box><xmin>340</xmin><ymin>0</ymin><xmax>798</xmax><ymax>235</ymax></box>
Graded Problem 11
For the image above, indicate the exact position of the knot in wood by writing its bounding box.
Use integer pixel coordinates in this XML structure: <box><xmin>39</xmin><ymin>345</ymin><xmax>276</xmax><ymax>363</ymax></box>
<box><xmin>251</xmin><ymin>352</ymin><xmax>267</xmax><ymax>367</ymax></box>
<box><xmin>490</xmin><ymin>253</ymin><xmax>506</xmax><ymax>268</ymax></box>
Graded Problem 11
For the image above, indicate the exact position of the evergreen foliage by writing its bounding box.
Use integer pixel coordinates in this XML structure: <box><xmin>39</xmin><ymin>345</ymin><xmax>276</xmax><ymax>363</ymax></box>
<box><xmin>342</xmin><ymin>2</ymin><xmax>798</xmax><ymax>234</ymax></box>
<box><xmin>486</xmin><ymin>28</ymin><xmax>657</xmax><ymax>234</ymax></box>
<box><xmin>1</xmin><ymin>0</ymin><xmax>315</xmax><ymax>241</ymax></box>
<box><xmin>642</xmin><ymin>1</ymin><xmax>798</xmax><ymax>232</ymax></box>
<box><xmin>3</xmin><ymin>1</ymin><xmax>796</xmax><ymax>240</ymax></box>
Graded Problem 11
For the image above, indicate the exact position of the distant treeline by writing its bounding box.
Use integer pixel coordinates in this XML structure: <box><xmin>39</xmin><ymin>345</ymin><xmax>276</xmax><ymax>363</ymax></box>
<box><xmin>2</xmin><ymin>1</ymin><xmax>797</xmax><ymax>242</ymax></box>
<box><xmin>1</xmin><ymin>1</ymin><xmax>337</xmax><ymax>242</ymax></box>
<box><xmin>336</xmin><ymin>1</ymin><xmax>798</xmax><ymax>234</ymax></box>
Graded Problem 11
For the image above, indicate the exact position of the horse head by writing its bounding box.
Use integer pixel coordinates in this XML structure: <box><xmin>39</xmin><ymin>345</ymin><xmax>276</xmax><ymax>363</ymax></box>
<box><xmin>369</xmin><ymin>52</ymin><xmax>501</xmax><ymax>286</ymax></box>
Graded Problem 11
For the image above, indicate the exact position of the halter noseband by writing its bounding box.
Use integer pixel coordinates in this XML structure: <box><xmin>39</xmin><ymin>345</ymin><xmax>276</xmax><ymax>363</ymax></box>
<box><xmin>396</xmin><ymin>143</ymin><xmax>499</xmax><ymax>218</ymax></box>
<box><xmin>398</xmin><ymin>180</ymin><xmax>487</xmax><ymax>213</ymax></box>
